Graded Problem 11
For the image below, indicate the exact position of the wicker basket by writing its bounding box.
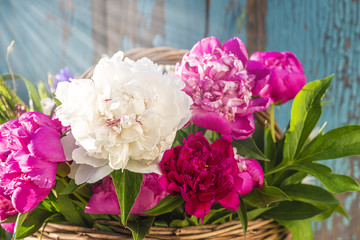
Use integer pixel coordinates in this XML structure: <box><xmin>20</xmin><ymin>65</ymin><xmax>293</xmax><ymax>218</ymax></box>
<box><xmin>27</xmin><ymin>47</ymin><xmax>287</xmax><ymax>240</ymax></box>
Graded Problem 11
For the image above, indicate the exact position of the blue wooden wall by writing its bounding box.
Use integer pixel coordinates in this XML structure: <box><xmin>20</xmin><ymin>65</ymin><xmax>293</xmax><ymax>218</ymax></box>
<box><xmin>0</xmin><ymin>0</ymin><xmax>359</xmax><ymax>239</ymax></box>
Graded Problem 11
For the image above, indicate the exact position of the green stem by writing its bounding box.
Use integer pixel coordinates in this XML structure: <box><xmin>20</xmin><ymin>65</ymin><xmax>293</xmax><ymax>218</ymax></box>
<box><xmin>57</xmin><ymin>178</ymin><xmax>88</xmax><ymax>205</ymax></box>
<box><xmin>270</xmin><ymin>104</ymin><xmax>276</xmax><ymax>142</ymax></box>
<box><xmin>264</xmin><ymin>163</ymin><xmax>291</xmax><ymax>176</ymax></box>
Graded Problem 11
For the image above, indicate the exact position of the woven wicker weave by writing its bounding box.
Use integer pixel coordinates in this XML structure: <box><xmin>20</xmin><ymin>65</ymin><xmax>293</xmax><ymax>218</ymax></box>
<box><xmin>27</xmin><ymin>47</ymin><xmax>287</xmax><ymax>240</ymax></box>
<box><xmin>27</xmin><ymin>218</ymin><xmax>290</xmax><ymax>240</ymax></box>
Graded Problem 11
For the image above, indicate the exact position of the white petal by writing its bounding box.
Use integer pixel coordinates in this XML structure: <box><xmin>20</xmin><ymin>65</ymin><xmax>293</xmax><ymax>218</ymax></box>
<box><xmin>60</xmin><ymin>133</ymin><xmax>77</xmax><ymax>161</ymax></box>
<box><xmin>72</xmin><ymin>147</ymin><xmax>108</xmax><ymax>167</ymax></box>
<box><xmin>74</xmin><ymin>164</ymin><xmax>113</xmax><ymax>184</ymax></box>
<box><xmin>125</xmin><ymin>159</ymin><xmax>161</xmax><ymax>174</ymax></box>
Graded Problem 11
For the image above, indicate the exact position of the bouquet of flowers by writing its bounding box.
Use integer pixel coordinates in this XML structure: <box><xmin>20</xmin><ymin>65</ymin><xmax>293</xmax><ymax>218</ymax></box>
<box><xmin>0</xmin><ymin>37</ymin><xmax>359</xmax><ymax>240</ymax></box>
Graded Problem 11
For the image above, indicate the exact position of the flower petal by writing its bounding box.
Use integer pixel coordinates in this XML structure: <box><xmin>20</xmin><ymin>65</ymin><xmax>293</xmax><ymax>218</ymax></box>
<box><xmin>74</xmin><ymin>164</ymin><xmax>113</xmax><ymax>184</ymax></box>
<box><xmin>28</xmin><ymin>126</ymin><xmax>66</xmax><ymax>163</ymax></box>
<box><xmin>222</xmin><ymin>37</ymin><xmax>249</xmax><ymax>67</ymax></box>
<box><xmin>191</xmin><ymin>110</ymin><xmax>231</xmax><ymax>136</ymax></box>
<box><xmin>218</xmin><ymin>192</ymin><xmax>240</xmax><ymax>211</ymax></box>
<box><xmin>190</xmin><ymin>36</ymin><xmax>222</xmax><ymax>56</ymax></box>
<box><xmin>185</xmin><ymin>198</ymin><xmax>212</xmax><ymax>221</ymax></box>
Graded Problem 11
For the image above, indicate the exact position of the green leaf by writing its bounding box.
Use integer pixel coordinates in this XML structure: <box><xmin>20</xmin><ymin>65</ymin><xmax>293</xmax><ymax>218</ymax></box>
<box><xmin>278</xmin><ymin>220</ymin><xmax>313</xmax><ymax>240</ymax></box>
<box><xmin>127</xmin><ymin>216</ymin><xmax>155</xmax><ymax>240</ymax></box>
<box><xmin>37</xmin><ymin>81</ymin><xmax>51</xmax><ymax>99</ymax></box>
<box><xmin>169</xmin><ymin>219</ymin><xmax>190</xmax><ymax>227</ymax></box>
<box><xmin>283</xmin><ymin>75</ymin><xmax>333</xmax><ymax>163</ymax></box>
<box><xmin>60</xmin><ymin>179</ymin><xmax>87</xmax><ymax>195</ymax></box>
<box><xmin>282</xmin><ymin>183</ymin><xmax>345</xmax><ymax>221</ymax></box>
<box><xmin>233</xmin><ymin>137</ymin><xmax>269</xmax><ymax>161</ymax></box>
<box><xmin>0</xmin><ymin>226</ymin><xmax>6</xmax><ymax>239</ymax></box>
<box><xmin>55</xmin><ymin>180</ymin><xmax>86</xmax><ymax>226</ymax></box>
<box><xmin>3</xmin><ymin>74</ymin><xmax>42</xmax><ymax>112</ymax></box>
<box><xmin>296</xmin><ymin>125</ymin><xmax>360</xmax><ymax>162</ymax></box>
<box><xmin>264</xmin><ymin>126</ymin><xmax>276</xmax><ymax>161</ymax></box>
<box><xmin>110</xmin><ymin>169</ymin><xmax>143</xmax><ymax>225</ymax></box>
<box><xmin>262</xmin><ymin>201</ymin><xmax>324</xmax><ymax>221</ymax></box>
<box><xmin>280</xmin><ymin>172</ymin><xmax>308</xmax><ymax>186</ymax></box>
<box><xmin>243</xmin><ymin>184</ymin><xmax>291</xmax><ymax>208</ymax></box>
<box><xmin>203</xmin><ymin>208</ymin><xmax>233</xmax><ymax>225</ymax></box>
<box><xmin>247</xmin><ymin>207</ymin><xmax>272</xmax><ymax>220</ymax></box>
<box><xmin>1</xmin><ymin>214</ymin><xmax>18</xmax><ymax>223</ymax></box>
<box><xmin>287</xmin><ymin>162</ymin><xmax>360</xmax><ymax>193</ymax></box>
<box><xmin>143</xmin><ymin>194</ymin><xmax>184</xmax><ymax>215</ymax></box>
<box><xmin>12</xmin><ymin>212</ymin><xmax>28</xmax><ymax>240</ymax></box>
<box><xmin>15</xmin><ymin>209</ymin><xmax>53</xmax><ymax>239</ymax></box>
<box><xmin>236</xmin><ymin>197</ymin><xmax>248</xmax><ymax>237</ymax></box>
<box><xmin>282</xmin><ymin>184</ymin><xmax>339</xmax><ymax>207</ymax></box>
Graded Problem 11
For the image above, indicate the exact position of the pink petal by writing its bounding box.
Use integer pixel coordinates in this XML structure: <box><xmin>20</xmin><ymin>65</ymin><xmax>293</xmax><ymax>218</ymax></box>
<box><xmin>211</xmin><ymin>136</ymin><xmax>234</xmax><ymax>158</ymax></box>
<box><xmin>85</xmin><ymin>191</ymin><xmax>120</xmax><ymax>215</ymax></box>
<box><xmin>191</xmin><ymin>110</ymin><xmax>231</xmax><ymax>136</ymax></box>
<box><xmin>15</xmin><ymin>153</ymin><xmax>57</xmax><ymax>189</ymax></box>
<box><xmin>244</xmin><ymin>159</ymin><xmax>264</xmax><ymax>188</ymax></box>
<box><xmin>229</xmin><ymin>115</ymin><xmax>255</xmax><ymax>140</ymax></box>
<box><xmin>237</xmin><ymin>171</ymin><xmax>255</xmax><ymax>195</ymax></box>
<box><xmin>218</xmin><ymin>192</ymin><xmax>240</xmax><ymax>211</ymax></box>
<box><xmin>190</xmin><ymin>37</ymin><xmax>222</xmax><ymax>56</ymax></box>
<box><xmin>1</xmin><ymin>222</ymin><xmax>15</xmax><ymax>232</ymax></box>
<box><xmin>12</xmin><ymin>184</ymin><xmax>49</xmax><ymax>213</ymax></box>
<box><xmin>239</xmin><ymin>97</ymin><xmax>271</xmax><ymax>116</ymax></box>
<box><xmin>247</xmin><ymin>60</ymin><xmax>270</xmax><ymax>95</ymax></box>
<box><xmin>222</xmin><ymin>37</ymin><xmax>249</xmax><ymax>67</ymax></box>
<box><xmin>28</xmin><ymin>126</ymin><xmax>66</xmax><ymax>163</ymax></box>
<box><xmin>185</xmin><ymin>198</ymin><xmax>212</xmax><ymax>221</ymax></box>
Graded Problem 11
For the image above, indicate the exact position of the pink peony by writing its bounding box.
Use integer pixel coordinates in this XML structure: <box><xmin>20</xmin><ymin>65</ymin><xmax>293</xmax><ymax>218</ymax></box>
<box><xmin>234</xmin><ymin>153</ymin><xmax>264</xmax><ymax>195</ymax></box>
<box><xmin>159</xmin><ymin>132</ymin><xmax>247</xmax><ymax>220</ymax></box>
<box><xmin>85</xmin><ymin>173</ymin><xmax>168</xmax><ymax>215</ymax></box>
<box><xmin>175</xmin><ymin>37</ymin><xmax>271</xmax><ymax>139</ymax></box>
<box><xmin>250</xmin><ymin>51</ymin><xmax>307</xmax><ymax>104</ymax></box>
<box><xmin>0</xmin><ymin>112</ymin><xmax>66</xmax><ymax>222</ymax></box>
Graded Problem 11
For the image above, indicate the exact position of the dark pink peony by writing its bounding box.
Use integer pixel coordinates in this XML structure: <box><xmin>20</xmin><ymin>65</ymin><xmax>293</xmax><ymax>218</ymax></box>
<box><xmin>250</xmin><ymin>51</ymin><xmax>307</xmax><ymax>104</ymax></box>
<box><xmin>0</xmin><ymin>112</ymin><xmax>66</xmax><ymax>222</ymax></box>
<box><xmin>85</xmin><ymin>173</ymin><xmax>168</xmax><ymax>215</ymax></box>
<box><xmin>159</xmin><ymin>132</ymin><xmax>247</xmax><ymax>220</ymax></box>
<box><xmin>175</xmin><ymin>37</ymin><xmax>271</xmax><ymax>139</ymax></box>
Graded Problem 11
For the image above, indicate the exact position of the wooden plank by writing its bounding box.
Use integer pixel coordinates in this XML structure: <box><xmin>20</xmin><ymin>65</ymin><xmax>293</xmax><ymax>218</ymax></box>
<box><xmin>0</xmin><ymin>0</ymin><xmax>93</xmax><ymax>94</ymax></box>
<box><xmin>265</xmin><ymin>0</ymin><xmax>360</xmax><ymax>239</ymax></box>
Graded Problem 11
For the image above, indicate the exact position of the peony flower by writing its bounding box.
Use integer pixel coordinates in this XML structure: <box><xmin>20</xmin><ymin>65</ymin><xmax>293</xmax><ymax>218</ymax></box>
<box><xmin>233</xmin><ymin>148</ymin><xmax>264</xmax><ymax>195</ymax></box>
<box><xmin>55</xmin><ymin>51</ymin><xmax>192</xmax><ymax>184</ymax></box>
<box><xmin>158</xmin><ymin>132</ymin><xmax>244</xmax><ymax>220</ymax></box>
<box><xmin>53</xmin><ymin>67</ymin><xmax>74</xmax><ymax>90</ymax></box>
<box><xmin>85</xmin><ymin>173</ymin><xmax>168</xmax><ymax>215</ymax></box>
<box><xmin>250</xmin><ymin>51</ymin><xmax>306</xmax><ymax>104</ymax></box>
<box><xmin>175</xmin><ymin>37</ymin><xmax>271</xmax><ymax>139</ymax></box>
<box><xmin>0</xmin><ymin>112</ymin><xmax>66</xmax><ymax>222</ymax></box>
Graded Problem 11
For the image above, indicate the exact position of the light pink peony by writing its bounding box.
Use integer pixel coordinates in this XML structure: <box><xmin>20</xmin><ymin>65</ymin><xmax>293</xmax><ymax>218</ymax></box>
<box><xmin>176</xmin><ymin>37</ymin><xmax>271</xmax><ymax>139</ymax></box>
<box><xmin>85</xmin><ymin>173</ymin><xmax>168</xmax><ymax>215</ymax></box>
<box><xmin>0</xmin><ymin>112</ymin><xmax>66</xmax><ymax>223</ymax></box>
<box><xmin>159</xmin><ymin>132</ymin><xmax>248</xmax><ymax>220</ymax></box>
<box><xmin>250</xmin><ymin>51</ymin><xmax>307</xmax><ymax>104</ymax></box>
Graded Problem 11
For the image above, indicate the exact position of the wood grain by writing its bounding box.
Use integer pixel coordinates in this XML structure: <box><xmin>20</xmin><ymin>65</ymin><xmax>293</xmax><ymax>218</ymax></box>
<box><xmin>0</xmin><ymin>0</ymin><xmax>359</xmax><ymax>239</ymax></box>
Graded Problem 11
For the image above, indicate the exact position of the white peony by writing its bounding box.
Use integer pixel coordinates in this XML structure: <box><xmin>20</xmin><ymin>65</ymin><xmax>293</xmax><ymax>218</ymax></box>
<box><xmin>55</xmin><ymin>51</ymin><xmax>192</xmax><ymax>184</ymax></box>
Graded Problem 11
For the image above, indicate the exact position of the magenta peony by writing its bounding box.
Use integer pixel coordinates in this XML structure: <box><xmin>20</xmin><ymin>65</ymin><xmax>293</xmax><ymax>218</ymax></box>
<box><xmin>250</xmin><ymin>51</ymin><xmax>307</xmax><ymax>104</ymax></box>
<box><xmin>0</xmin><ymin>112</ymin><xmax>66</xmax><ymax>222</ymax></box>
<box><xmin>85</xmin><ymin>173</ymin><xmax>168</xmax><ymax>215</ymax></box>
<box><xmin>175</xmin><ymin>37</ymin><xmax>271</xmax><ymax>139</ymax></box>
<box><xmin>159</xmin><ymin>132</ymin><xmax>250</xmax><ymax>220</ymax></box>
